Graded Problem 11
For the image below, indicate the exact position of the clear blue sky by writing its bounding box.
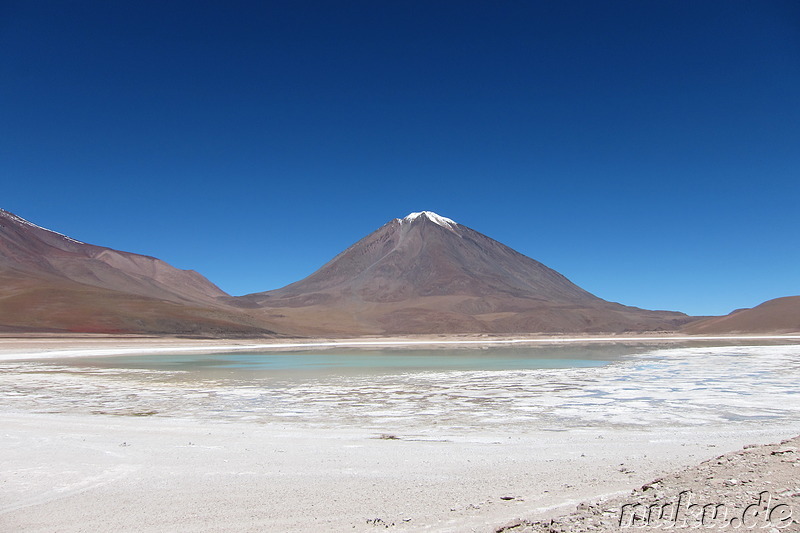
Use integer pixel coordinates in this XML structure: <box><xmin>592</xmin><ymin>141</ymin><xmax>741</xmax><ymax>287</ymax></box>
<box><xmin>2</xmin><ymin>1</ymin><xmax>798</xmax><ymax>316</ymax></box>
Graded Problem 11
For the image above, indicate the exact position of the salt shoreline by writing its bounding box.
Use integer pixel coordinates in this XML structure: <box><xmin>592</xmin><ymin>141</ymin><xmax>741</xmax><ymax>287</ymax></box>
<box><xmin>0</xmin><ymin>333</ymin><xmax>798</xmax><ymax>361</ymax></box>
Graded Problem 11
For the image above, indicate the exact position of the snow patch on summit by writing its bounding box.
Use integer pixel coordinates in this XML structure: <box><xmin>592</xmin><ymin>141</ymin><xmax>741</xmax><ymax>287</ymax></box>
<box><xmin>400</xmin><ymin>211</ymin><xmax>457</xmax><ymax>229</ymax></box>
<box><xmin>0</xmin><ymin>209</ymin><xmax>85</xmax><ymax>244</ymax></box>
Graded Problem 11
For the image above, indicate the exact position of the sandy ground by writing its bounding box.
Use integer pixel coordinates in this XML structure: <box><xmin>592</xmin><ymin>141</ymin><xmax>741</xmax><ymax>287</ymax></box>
<box><xmin>1</xmin><ymin>334</ymin><xmax>799</xmax><ymax>532</ymax></box>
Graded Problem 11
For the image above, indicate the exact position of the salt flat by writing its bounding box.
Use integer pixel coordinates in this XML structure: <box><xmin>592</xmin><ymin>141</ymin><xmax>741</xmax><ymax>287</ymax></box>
<box><xmin>1</xmin><ymin>336</ymin><xmax>799</xmax><ymax>532</ymax></box>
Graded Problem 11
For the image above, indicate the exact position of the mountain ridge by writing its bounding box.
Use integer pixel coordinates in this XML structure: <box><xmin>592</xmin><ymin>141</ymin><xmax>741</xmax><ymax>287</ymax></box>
<box><xmin>2</xmin><ymin>208</ymin><xmax>795</xmax><ymax>336</ymax></box>
<box><xmin>0</xmin><ymin>209</ymin><xmax>276</xmax><ymax>336</ymax></box>
<box><xmin>0</xmin><ymin>208</ymin><xmax>227</xmax><ymax>305</ymax></box>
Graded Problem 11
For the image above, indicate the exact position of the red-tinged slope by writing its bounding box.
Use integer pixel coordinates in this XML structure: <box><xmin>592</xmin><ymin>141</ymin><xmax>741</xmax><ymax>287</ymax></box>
<box><xmin>0</xmin><ymin>270</ymin><xmax>274</xmax><ymax>335</ymax></box>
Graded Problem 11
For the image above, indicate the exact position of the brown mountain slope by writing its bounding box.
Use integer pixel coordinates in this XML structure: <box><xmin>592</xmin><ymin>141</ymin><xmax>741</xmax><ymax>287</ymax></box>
<box><xmin>683</xmin><ymin>295</ymin><xmax>800</xmax><ymax>334</ymax></box>
<box><xmin>0</xmin><ymin>209</ymin><xmax>226</xmax><ymax>304</ymax></box>
<box><xmin>241</xmin><ymin>211</ymin><xmax>693</xmax><ymax>335</ymax></box>
<box><xmin>0</xmin><ymin>271</ymin><xmax>274</xmax><ymax>335</ymax></box>
<box><xmin>0</xmin><ymin>209</ymin><xmax>276</xmax><ymax>336</ymax></box>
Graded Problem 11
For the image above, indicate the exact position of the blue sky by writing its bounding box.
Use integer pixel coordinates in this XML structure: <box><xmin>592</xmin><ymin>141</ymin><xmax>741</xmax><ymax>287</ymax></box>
<box><xmin>2</xmin><ymin>1</ymin><xmax>798</xmax><ymax>316</ymax></box>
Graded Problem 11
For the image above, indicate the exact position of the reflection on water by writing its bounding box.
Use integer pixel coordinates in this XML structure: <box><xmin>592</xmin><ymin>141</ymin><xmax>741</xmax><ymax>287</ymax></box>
<box><xmin>1</xmin><ymin>343</ymin><xmax>799</xmax><ymax>434</ymax></box>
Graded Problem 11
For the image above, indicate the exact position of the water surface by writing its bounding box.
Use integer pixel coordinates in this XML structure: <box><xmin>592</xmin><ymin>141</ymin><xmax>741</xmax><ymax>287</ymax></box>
<box><xmin>2</xmin><ymin>343</ymin><xmax>799</xmax><ymax>434</ymax></box>
<box><xmin>49</xmin><ymin>344</ymin><xmax>635</xmax><ymax>378</ymax></box>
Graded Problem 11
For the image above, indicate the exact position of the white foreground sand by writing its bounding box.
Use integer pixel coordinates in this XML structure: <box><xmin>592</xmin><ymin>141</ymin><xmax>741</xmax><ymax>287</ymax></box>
<box><xmin>4</xmin><ymin>413</ymin><xmax>799</xmax><ymax>532</ymax></box>
<box><xmin>1</xmin><ymin>335</ymin><xmax>799</xmax><ymax>532</ymax></box>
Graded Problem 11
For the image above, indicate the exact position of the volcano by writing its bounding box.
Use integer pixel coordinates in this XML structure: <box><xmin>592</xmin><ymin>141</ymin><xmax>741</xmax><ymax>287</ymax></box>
<box><xmin>241</xmin><ymin>211</ymin><xmax>692</xmax><ymax>335</ymax></box>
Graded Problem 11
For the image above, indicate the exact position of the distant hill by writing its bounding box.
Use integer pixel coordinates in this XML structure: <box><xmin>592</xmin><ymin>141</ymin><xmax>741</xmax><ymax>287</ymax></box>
<box><xmin>683</xmin><ymin>296</ymin><xmax>800</xmax><ymax>334</ymax></box>
<box><xmin>0</xmin><ymin>209</ymin><xmax>275</xmax><ymax>335</ymax></box>
<box><xmin>240</xmin><ymin>211</ymin><xmax>693</xmax><ymax>335</ymax></box>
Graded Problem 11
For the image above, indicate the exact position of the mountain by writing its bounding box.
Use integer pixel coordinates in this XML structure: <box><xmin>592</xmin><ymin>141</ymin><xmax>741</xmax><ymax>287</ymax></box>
<box><xmin>241</xmin><ymin>211</ymin><xmax>693</xmax><ymax>335</ymax></box>
<box><xmin>0</xmin><ymin>209</ymin><xmax>275</xmax><ymax>335</ymax></box>
<box><xmin>683</xmin><ymin>296</ymin><xmax>800</xmax><ymax>334</ymax></box>
<box><xmin>0</xmin><ymin>208</ymin><xmax>226</xmax><ymax>304</ymax></box>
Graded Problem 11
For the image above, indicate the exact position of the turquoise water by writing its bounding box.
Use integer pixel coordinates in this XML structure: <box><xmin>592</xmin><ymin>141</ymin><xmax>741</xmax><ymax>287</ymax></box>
<box><xmin>50</xmin><ymin>344</ymin><xmax>642</xmax><ymax>377</ymax></box>
<box><xmin>2</xmin><ymin>343</ymin><xmax>800</xmax><ymax>430</ymax></box>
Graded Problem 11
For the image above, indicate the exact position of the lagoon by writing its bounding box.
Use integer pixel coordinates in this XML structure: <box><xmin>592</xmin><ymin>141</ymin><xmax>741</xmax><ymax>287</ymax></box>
<box><xmin>2</xmin><ymin>342</ymin><xmax>799</xmax><ymax>433</ymax></box>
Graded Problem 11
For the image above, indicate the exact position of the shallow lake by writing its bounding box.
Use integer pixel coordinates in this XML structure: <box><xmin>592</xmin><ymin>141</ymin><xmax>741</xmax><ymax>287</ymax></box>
<box><xmin>2</xmin><ymin>342</ymin><xmax>799</xmax><ymax>433</ymax></box>
<box><xmin>43</xmin><ymin>344</ymin><xmax>642</xmax><ymax>377</ymax></box>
